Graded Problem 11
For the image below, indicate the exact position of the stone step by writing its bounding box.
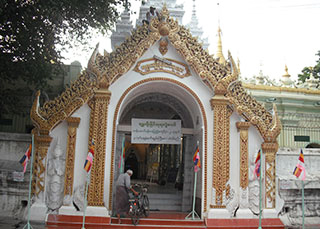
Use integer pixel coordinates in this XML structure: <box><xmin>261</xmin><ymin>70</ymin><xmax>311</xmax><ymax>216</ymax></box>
<box><xmin>148</xmin><ymin>193</ymin><xmax>182</xmax><ymax>211</ymax></box>
<box><xmin>46</xmin><ymin>214</ymin><xmax>285</xmax><ymax>228</ymax></box>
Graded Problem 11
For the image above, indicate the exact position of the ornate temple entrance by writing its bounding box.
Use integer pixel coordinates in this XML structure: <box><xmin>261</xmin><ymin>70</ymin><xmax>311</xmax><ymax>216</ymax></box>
<box><xmin>112</xmin><ymin>82</ymin><xmax>204</xmax><ymax>214</ymax></box>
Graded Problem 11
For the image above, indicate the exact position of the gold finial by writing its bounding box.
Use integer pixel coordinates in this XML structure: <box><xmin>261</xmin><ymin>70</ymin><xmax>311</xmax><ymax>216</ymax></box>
<box><xmin>282</xmin><ymin>64</ymin><xmax>290</xmax><ymax>78</ymax></box>
<box><xmin>216</xmin><ymin>26</ymin><xmax>226</xmax><ymax>64</ymax></box>
<box><xmin>237</xmin><ymin>57</ymin><xmax>241</xmax><ymax>75</ymax></box>
<box><xmin>161</xmin><ymin>3</ymin><xmax>169</xmax><ymax>18</ymax></box>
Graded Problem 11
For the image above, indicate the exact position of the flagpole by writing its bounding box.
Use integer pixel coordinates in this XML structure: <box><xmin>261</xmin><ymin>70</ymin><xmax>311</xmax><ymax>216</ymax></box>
<box><xmin>258</xmin><ymin>163</ymin><xmax>262</xmax><ymax>229</ymax></box>
<box><xmin>302</xmin><ymin>180</ymin><xmax>305</xmax><ymax>229</ymax></box>
<box><xmin>185</xmin><ymin>169</ymin><xmax>200</xmax><ymax>220</ymax></box>
<box><xmin>82</xmin><ymin>171</ymin><xmax>91</xmax><ymax>229</ymax></box>
<box><xmin>186</xmin><ymin>142</ymin><xmax>200</xmax><ymax>220</ymax></box>
<box><xmin>23</xmin><ymin>134</ymin><xmax>34</xmax><ymax>229</ymax></box>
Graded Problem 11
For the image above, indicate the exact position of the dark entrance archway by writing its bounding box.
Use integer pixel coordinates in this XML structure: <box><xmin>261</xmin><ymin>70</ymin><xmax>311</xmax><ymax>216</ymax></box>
<box><xmin>111</xmin><ymin>79</ymin><xmax>205</xmax><ymax>216</ymax></box>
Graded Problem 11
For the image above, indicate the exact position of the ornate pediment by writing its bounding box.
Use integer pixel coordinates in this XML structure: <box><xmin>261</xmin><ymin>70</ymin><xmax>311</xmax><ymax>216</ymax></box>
<box><xmin>31</xmin><ymin>5</ymin><xmax>281</xmax><ymax>141</ymax></box>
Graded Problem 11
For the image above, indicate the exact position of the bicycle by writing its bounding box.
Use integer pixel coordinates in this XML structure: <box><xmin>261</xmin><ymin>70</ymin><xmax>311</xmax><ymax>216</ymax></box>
<box><xmin>128</xmin><ymin>183</ymin><xmax>150</xmax><ymax>225</ymax></box>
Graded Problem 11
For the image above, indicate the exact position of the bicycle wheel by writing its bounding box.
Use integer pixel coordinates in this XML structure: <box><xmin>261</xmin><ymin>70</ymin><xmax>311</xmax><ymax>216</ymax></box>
<box><xmin>142</xmin><ymin>195</ymin><xmax>150</xmax><ymax>217</ymax></box>
<box><xmin>131</xmin><ymin>211</ymin><xmax>139</xmax><ymax>225</ymax></box>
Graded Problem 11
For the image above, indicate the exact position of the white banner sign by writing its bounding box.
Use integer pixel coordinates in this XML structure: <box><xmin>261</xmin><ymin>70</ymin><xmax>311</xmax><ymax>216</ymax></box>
<box><xmin>131</xmin><ymin>118</ymin><xmax>181</xmax><ymax>144</ymax></box>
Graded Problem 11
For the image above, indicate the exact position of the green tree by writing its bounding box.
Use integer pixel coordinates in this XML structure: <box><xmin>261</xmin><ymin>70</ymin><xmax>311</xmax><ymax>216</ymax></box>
<box><xmin>298</xmin><ymin>50</ymin><xmax>320</xmax><ymax>83</ymax></box>
<box><xmin>0</xmin><ymin>0</ymin><xmax>132</xmax><ymax>115</ymax></box>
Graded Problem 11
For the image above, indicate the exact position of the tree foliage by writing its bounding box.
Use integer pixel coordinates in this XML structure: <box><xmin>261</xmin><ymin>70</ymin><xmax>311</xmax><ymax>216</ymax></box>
<box><xmin>0</xmin><ymin>0</ymin><xmax>131</xmax><ymax>115</ymax></box>
<box><xmin>298</xmin><ymin>50</ymin><xmax>320</xmax><ymax>83</ymax></box>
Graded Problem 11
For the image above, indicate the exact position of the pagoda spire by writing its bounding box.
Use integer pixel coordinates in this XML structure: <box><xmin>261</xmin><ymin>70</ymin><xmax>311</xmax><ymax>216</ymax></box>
<box><xmin>185</xmin><ymin>0</ymin><xmax>209</xmax><ymax>50</ymax></box>
<box><xmin>216</xmin><ymin>26</ymin><xmax>226</xmax><ymax>64</ymax></box>
<box><xmin>280</xmin><ymin>64</ymin><xmax>294</xmax><ymax>87</ymax></box>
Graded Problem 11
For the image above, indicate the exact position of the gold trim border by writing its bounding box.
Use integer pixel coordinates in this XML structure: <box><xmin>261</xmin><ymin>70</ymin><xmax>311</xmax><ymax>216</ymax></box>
<box><xmin>108</xmin><ymin>77</ymin><xmax>208</xmax><ymax>212</ymax></box>
<box><xmin>243</xmin><ymin>83</ymin><xmax>320</xmax><ymax>95</ymax></box>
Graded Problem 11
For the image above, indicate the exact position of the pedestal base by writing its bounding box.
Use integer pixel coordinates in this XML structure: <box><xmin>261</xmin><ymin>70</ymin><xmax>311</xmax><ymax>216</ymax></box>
<box><xmin>59</xmin><ymin>205</ymin><xmax>83</xmax><ymax>216</ymax></box>
<box><xmin>236</xmin><ymin>208</ymin><xmax>255</xmax><ymax>218</ymax></box>
<box><xmin>208</xmin><ymin>208</ymin><xmax>230</xmax><ymax>218</ymax></box>
<box><xmin>85</xmin><ymin>206</ymin><xmax>109</xmax><ymax>217</ymax></box>
<box><xmin>263</xmin><ymin>208</ymin><xmax>277</xmax><ymax>218</ymax></box>
<box><xmin>29</xmin><ymin>203</ymin><xmax>47</xmax><ymax>221</ymax></box>
<box><xmin>59</xmin><ymin>206</ymin><xmax>109</xmax><ymax>217</ymax></box>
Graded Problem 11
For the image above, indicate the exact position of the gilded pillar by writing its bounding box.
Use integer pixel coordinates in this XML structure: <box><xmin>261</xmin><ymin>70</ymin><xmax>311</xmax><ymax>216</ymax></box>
<box><xmin>236</xmin><ymin>122</ymin><xmax>250</xmax><ymax>190</ymax></box>
<box><xmin>87</xmin><ymin>88</ymin><xmax>111</xmax><ymax>206</ymax></box>
<box><xmin>236</xmin><ymin>121</ymin><xmax>250</xmax><ymax>208</ymax></box>
<box><xmin>32</xmin><ymin>134</ymin><xmax>52</xmax><ymax>199</ymax></box>
<box><xmin>261</xmin><ymin>141</ymin><xmax>278</xmax><ymax>209</ymax></box>
<box><xmin>63</xmin><ymin>117</ymin><xmax>81</xmax><ymax>204</ymax></box>
<box><xmin>210</xmin><ymin>94</ymin><xmax>232</xmax><ymax>208</ymax></box>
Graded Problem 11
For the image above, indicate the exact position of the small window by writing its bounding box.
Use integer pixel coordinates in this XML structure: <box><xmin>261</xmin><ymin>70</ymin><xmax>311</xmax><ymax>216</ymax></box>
<box><xmin>294</xmin><ymin>136</ymin><xmax>310</xmax><ymax>142</ymax></box>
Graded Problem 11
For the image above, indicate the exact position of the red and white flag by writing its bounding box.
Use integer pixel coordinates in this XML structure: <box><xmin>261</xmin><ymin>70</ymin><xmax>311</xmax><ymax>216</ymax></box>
<box><xmin>84</xmin><ymin>140</ymin><xmax>95</xmax><ymax>173</ymax></box>
<box><xmin>293</xmin><ymin>149</ymin><xmax>306</xmax><ymax>180</ymax></box>
<box><xmin>19</xmin><ymin>144</ymin><xmax>32</xmax><ymax>173</ymax></box>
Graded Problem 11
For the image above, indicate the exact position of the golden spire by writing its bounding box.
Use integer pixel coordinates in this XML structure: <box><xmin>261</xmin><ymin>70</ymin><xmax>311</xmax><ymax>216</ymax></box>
<box><xmin>237</xmin><ymin>57</ymin><xmax>241</xmax><ymax>75</ymax></box>
<box><xmin>216</xmin><ymin>26</ymin><xmax>226</xmax><ymax>64</ymax></box>
<box><xmin>282</xmin><ymin>65</ymin><xmax>291</xmax><ymax>78</ymax></box>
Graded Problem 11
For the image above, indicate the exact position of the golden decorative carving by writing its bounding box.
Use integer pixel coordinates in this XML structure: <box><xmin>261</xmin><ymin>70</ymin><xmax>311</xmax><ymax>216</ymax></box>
<box><xmin>64</xmin><ymin>117</ymin><xmax>80</xmax><ymax>198</ymax></box>
<box><xmin>30</xmin><ymin>5</ymin><xmax>281</xmax><ymax>152</ymax></box>
<box><xmin>243</xmin><ymin>83</ymin><xmax>320</xmax><ymax>95</ymax></box>
<box><xmin>159</xmin><ymin>38</ymin><xmax>168</xmax><ymax>55</ymax></box>
<box><xmin>236</xmin><ymin>122</ymin><xmax>251</xmax><ymax>190</ymax></box>
<box><xmin>210</xmin><ymin>95</ymin><xmax>231</xmax><ymax>207</ymax></box>
<box><xmin>30</xmin><ymin>72</ymin><xmax>96</xmax><ymax>133</ymax></box>
<box><xmin>228</xmin><ymin>82</ymin><xmax>282</xmax><ymax>142</ymax></box>
<box><xmin>134</xmin><ymin>57</ymin><xmax>191</xmax><ymax>78</ymax></box>
<box><xmin>108</xmin><ymin>77</ymin><xmax>208</xmax><ymax>212</ymax></box>
<box><xmin>87</xmin><ymin>88</ymin><xmax>111</xmax><ymax>206</ymax></box>
<box><xmin>262</xmin><ymin>142</ymin><xmax>278</xmax><ymax>209</ymax></box>
<box><xmin>32</xmin><ymin>134</ymin><xmax>52</xmax><ymax>196</ymax></box>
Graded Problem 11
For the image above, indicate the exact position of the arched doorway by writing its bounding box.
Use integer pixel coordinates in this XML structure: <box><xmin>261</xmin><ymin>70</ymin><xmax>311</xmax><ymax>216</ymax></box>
<box><xmin>113</xmin><ymin>80</ymin><xmax>204</xmax><ymax>215</ymax></box>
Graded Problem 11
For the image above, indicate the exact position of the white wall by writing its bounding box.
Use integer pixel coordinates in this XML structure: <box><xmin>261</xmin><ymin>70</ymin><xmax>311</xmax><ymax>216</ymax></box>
<box><xmin>72</xmin><ymin>104</ymin><xmax>91</xmax><ymax>191</ymax></box>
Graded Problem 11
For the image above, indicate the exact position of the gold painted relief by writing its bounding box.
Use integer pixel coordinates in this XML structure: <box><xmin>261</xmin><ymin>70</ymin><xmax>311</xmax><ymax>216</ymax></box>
<box><xmin>87</xmin><ymin>89</ymin><xmax>111</xmax><ymax>206</ymax></box>
<box><xmin>30</xmin><ymin>72</ymin><xmax>96</xmax><ymax>134</ymax></box>
<box><xmin>262</xmin><ymin>142</ymin><xmax>278</xmax><ymax>208</ymax></box>
<box><xmin>159</xmin><ymin>38</ymin><xmax>168</xmax><ymax>55</ymax></box>
<box><xmin>228</xmin><ymin>82</ymin><xmax>282</xmax><ymax>143</ymax></box>
<box><xmin>32</xmin><ymin>134</ymin><xmax>52</xmax><ymax>196</ymax></box>
<box><xmin>64</xmin><ymin>117</ymin><xmax>80</xmax><ymax>198</ymax></box>
<box><xmin>134</xmin><ymin>57</ymin><xmax>191</xmax><ymax>78</ymax></box>
<box><xmin>210</xmin><ymin>95</ymin><xmax>232</xmax><ymax>207</ymax></box>
<box><xmin>236</xmin><ymin>122</ymin><xmax>250</xmax><ymax>190</ymax></box>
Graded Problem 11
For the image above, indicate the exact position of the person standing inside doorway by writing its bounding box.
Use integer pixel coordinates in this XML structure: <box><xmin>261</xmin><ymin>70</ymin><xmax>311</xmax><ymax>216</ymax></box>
<box><xmin>115</xmin><ymin>169</ymin><xmax>138</xmax><ymax>224</ymax></box>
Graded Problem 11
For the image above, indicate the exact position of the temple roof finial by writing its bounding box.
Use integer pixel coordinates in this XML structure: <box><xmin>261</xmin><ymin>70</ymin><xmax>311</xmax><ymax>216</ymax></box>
<box><xmin>237</xmin><ymin>57</ymin><xmax>241</xmax><ymax>75</ymax></box>
<box><xmin>282</xmin><ymin>64</ymin><xmax>291</xmax><ymax>78</ymax></box>
<box><xmin>216</xmin><ymin>26</ymin><xmax>226</xmax><ymax>64</ymax></box>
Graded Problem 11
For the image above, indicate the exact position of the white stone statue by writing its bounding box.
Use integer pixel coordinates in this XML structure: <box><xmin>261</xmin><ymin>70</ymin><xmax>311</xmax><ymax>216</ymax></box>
<box><xmin>46</xmin><ymin>142</ymin><xmax>65</xmax><ymax>213</ymax></box>
<box><xmin>225</xmin><ymin>187</ymin><xmax>239</xmax><ymax>217</ymax></box>
<box><xmin>72</xmin><ymin>184</ymin><xmax>86</xmax><ymax>211</ymax></box>
<box><xmin>248</xmin><ymin>152</ymin><xmax>260</xmax><ymax>215</ymax></box>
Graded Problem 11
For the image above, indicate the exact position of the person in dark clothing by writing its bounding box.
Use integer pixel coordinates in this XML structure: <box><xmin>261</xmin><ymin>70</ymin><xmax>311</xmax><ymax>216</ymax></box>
<box><xmin>115</xmin><ymin>169</ymin><xmax>138</xmax><ymax>224</ymax></box>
